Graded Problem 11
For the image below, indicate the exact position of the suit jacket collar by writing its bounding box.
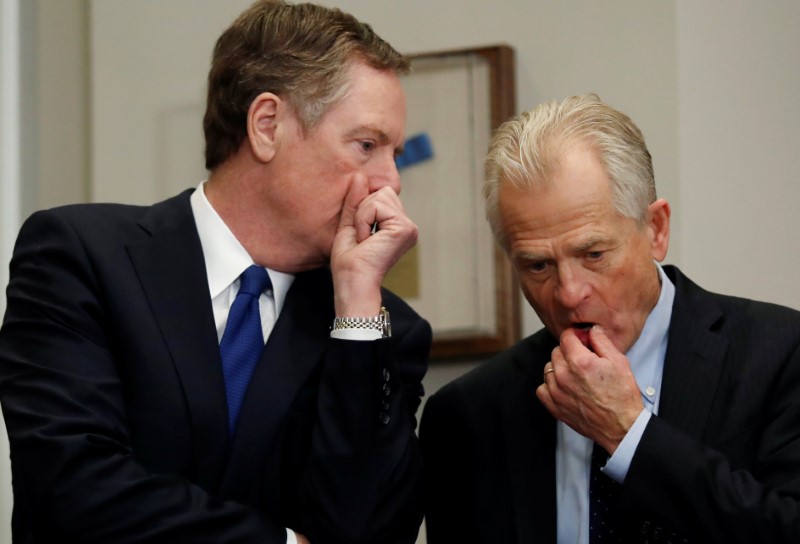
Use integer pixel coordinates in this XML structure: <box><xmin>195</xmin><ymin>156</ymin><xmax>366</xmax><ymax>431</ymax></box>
<box><xmin>658</xmin><ymin>265</ymin><xmax>729</xmax><ymax>439</ymax></box>
<box><xmin>127</xmin><ymin>190</ymin><xmax>230</xmax><ymax>490</ymax></box>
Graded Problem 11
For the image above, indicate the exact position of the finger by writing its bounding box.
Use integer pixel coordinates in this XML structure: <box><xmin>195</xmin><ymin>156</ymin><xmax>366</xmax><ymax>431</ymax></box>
<box><xmin>355</xmin><ymin>186</ymin><xmax>404</xmax><ymax>225</ymax></box>
<box><xmin>559</xmin><ymin>328</ymin><xmax>593</xmax><ymax>360</ymax></box>
<box><xmin>535</xmin><ymin>383</ymin><xmax>556</xmax><ymax>414</ymax></box>
<box><xmin>355</xmin><ymin>195</ymin><xmax>417</xmax><ymax>256</ymax></box>
<box><xmin>542</xmin><ymin>362</ymin><xmax>555</xmax><ymax>383</ymax></box>
<box><xmin>370</xmin><ymin>183</ymin><xmax>403</xmax><ymax>203</ymax></box>
<box><xmin>339</xmin><ymin>175</ymin><xmax>371</xmax><ymax>237</ymax></box>
<box><xmin>549</xmin><ymin>347</ymin><xmax>567</xmax><ymax>378</ymax></box>
<box><xmin>588</xmin><ymin>325</ymin><xmax>621</xmax><ymax>359</ymax></box>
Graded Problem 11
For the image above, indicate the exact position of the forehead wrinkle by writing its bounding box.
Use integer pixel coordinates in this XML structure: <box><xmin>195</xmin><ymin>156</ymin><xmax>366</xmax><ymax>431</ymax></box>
<box><xmin>511</xmin><ymin>232</ymin><xmax>607</xmax><ymax>263</ymax></box>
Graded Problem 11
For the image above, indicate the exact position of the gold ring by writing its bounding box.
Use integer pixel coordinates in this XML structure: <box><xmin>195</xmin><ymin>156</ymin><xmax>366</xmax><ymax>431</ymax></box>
<box><xmin>543</xmin><ymin>367</ymin><xmax>555</xmax><ymax>381</ymax></box>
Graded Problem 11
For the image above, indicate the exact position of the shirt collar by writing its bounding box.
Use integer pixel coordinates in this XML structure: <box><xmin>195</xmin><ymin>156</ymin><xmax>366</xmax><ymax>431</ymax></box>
<box><xmin>190</xmin><ymin>181</ymin><xmax>294</xmax><ymax>312</ymax></box>
<box><xmin>625</xmin><ymin>262</ymin><xmax>675</xmax><ymax>409</ymax></box>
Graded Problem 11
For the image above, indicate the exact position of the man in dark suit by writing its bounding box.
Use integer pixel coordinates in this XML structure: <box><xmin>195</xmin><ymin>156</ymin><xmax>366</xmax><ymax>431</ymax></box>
<box><xmin>421</xmin><ymin>94</ymin><xmax>800</xmax><ymax>543</ymax></box>
<box><xmin>0</xmin><ymin>1</ymin><xmax>430</xmax><ymax>542</ymax></box>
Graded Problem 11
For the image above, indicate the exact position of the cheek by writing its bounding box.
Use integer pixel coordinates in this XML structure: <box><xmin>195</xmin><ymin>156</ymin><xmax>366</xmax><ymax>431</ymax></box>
<box><xmin>308</xmin><ymin>173</ymin><xmax>352</xmax><ymax>214</ymax></box>
<box><xmin>598</xmin><ymin>260</ymin><xmax>659</xmax><ymax>347</ymax></box>
<box><xmin>520</xmin><ymin>280</ymin><xmax>551</xmax><ymax>317</ymax></box>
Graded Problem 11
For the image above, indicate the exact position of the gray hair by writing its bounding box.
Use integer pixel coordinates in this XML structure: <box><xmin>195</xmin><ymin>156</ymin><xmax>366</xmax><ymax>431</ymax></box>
<box><xmin>483</xmin><ymin>94</ymin><xmax>656</xmax><ymax>249</ymax></box>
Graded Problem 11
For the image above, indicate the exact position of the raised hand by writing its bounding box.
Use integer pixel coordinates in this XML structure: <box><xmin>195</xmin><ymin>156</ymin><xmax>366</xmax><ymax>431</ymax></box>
<box><xmin>537</xmin><ymin>326</ymin><xmax>643</xmax><ymax>453</ymax></box>
<box><xmin>330</xmin><ymin>175</ymin><xmax>418</xmax><ymax>317</ymax></box>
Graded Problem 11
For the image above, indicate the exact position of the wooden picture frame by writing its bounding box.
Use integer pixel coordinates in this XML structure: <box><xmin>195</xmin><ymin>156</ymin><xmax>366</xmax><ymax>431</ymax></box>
<box><xmin>384</xmin><ymin>45</ymin><xmax>520</xmax><ymax>360</ymax></box>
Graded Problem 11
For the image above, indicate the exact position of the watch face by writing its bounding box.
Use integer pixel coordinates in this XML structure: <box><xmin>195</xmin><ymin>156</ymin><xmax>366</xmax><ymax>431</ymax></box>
<box><xmin>380</xmin><ymin>307</ymin><xmax>391</xmax><ymax>338</ymax></box>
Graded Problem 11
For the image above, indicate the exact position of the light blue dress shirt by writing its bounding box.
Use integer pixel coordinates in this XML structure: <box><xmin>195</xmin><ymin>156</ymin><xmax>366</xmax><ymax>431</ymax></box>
<box><xmin>556</xmin><ymin>264</ymin><xmax>675</xmax><ymax>543</ymax></box>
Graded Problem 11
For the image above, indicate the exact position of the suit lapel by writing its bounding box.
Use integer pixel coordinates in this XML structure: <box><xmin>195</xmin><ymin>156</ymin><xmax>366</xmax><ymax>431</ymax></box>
<box><xmin>659</xmin><ymin>267</ymin><xmax>729</xmax><ymax>438</ymax></box>
<box><xmin>502</xmin><ymin>341</ymin><xmax>558</xmax><ymax>543</ymax></box>
<box><xmin>220</xmin><ymin>267</ymin><xmax>334</xmax><ymax>499</ymax></box>
<box><xmin>126</xmin><ymin>191</ymin><xmax>230</xmax><ymax>490</ymax></box>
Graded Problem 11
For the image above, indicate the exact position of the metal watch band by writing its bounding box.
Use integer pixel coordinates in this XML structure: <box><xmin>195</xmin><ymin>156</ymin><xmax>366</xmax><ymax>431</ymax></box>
<box><xmin>331</xmin><ymin>306</ymin><xmax>391</xmax><ymax>337</ymax></box>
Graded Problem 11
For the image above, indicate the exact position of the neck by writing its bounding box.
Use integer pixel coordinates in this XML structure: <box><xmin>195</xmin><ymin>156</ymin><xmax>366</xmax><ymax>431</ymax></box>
<box><xmin>204</xmin><ymin>156</ymin><xmax>324</xmax><ymax>273</ymax></box>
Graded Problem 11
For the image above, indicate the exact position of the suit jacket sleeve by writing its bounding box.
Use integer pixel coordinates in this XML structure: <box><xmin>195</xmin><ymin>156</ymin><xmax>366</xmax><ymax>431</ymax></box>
<box><xmin>622</xmin><ymin>289</ymin><xmax>800</xmax><ymax>543</ymax></box>
<box><xmin>625</xmin><ymin>344</ymin><xmax>800</xmax><ymax>542</ymax></box>
<box><xmin>299</xmin><ymin>309</ymin><xmax>430</xmax><ymax>544</ymax></box>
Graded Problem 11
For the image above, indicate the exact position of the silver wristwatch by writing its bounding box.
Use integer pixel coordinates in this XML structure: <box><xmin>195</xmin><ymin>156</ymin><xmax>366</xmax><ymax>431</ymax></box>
<box><xmin>332</xmin><ymin>306</ymin><xmax>391</xmax><ymax>338</ymax></box>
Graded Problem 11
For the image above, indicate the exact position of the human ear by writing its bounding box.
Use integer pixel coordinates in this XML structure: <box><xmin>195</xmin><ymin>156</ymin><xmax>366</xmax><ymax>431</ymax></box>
<box><xmin>647</xmin><ymin>198</ymin><xmax>671</xmax><ymax>261</ymax></box>
<box><xmin>246</xmin><ymin>92</ymin><xmax>281</xmax><ymax>163</ymax></box>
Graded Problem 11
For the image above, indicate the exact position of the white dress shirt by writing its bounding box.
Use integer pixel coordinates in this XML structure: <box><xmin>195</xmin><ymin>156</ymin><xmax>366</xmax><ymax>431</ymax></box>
<box><xmin>190</xmin><ymin>181</ymin><xmax>380</xmax><ymax>543</ymax></box>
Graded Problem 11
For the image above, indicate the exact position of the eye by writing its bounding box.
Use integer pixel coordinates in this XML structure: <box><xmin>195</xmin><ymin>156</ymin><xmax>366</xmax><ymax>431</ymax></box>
<box><xmin>586</xmin><ymin>251</ymin><xmax>603</xmax><ymax>260</ymax></box>
<box><xmin>359</xmin><ymin>140</ymin><xmax>375</xmax><ymax>152</ymax></box>
<box><xmin>524</xmin><ymin>260</ymin><xmax>549</xmax><ymax>274</ymax></box>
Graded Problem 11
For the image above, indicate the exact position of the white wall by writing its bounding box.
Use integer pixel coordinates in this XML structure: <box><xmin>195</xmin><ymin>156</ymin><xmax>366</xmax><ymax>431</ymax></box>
<box><xmin>0</xmin><ymin>1</ymin><xmax>22</xmax><ymax>540</ymax></box>
<box><xmin>1</xmin><ymin>0</ymin><xmax>39</xmax><ymax>540</ymax></box>
<box><xmin>676</xmin><ymin>1</ymin><xmax>800</xmax><ymax>308</ymax></box>
<box><xmin>3</xmin><ymin>1</ymin><xmax>800</xmax><ymax>542</ymax></box>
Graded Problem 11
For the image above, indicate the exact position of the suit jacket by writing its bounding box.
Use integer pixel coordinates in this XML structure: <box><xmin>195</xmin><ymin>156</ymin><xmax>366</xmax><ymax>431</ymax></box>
<box><xmin>421</xmin><ymin>265</ymin><xmax>800</xmax><ymax>543</ymax></box>
<box><xmin>0</xmin><ymin>190</ymin><xmax>431</xmax><ymax>543</ymax></box>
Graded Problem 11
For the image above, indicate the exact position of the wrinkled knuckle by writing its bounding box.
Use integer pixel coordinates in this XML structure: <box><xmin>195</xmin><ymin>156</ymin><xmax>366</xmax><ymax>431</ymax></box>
<box><xmin>408</xmin><ymin>224</ymin><xmax>419</xmax><ymax>244</ymax></box>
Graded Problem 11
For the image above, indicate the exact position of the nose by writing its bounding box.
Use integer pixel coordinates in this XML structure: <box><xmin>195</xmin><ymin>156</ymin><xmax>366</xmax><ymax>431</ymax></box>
<box><xmin>553</xmin><ymin>264</ymin><xmax>591</xmax><ymax>309</ymax></box>
<box><xmin>369</xmin><ymin>153</ymin><xmax>401</xmax><ymax>194</ymax></box>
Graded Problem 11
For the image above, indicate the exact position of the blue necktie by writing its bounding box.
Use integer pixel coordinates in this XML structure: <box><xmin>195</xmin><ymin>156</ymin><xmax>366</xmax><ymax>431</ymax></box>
<box><xmin>220</xmin><ymin>265</ymin><xmax>271</xmax><ymax>433</ymax></box>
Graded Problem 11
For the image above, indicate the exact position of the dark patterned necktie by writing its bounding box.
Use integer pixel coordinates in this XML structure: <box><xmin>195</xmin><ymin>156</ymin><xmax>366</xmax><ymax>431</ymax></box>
<box><xmin>589</xmin><ymin>442</ymin><xmax>624</xmax><ymax>543</ymax></box>
<box><xmin>219</xmin><ymin>265</ymin><xmax>271</xmax><ymax>433</ymax></box>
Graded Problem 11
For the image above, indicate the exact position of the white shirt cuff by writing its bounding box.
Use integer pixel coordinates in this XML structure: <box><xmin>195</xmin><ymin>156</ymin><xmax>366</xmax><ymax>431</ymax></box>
<box><xmin>330</xmin><ymin>327</ymin><xmax>382</xmax><ymax>341</ymax></box>
<box><xmin>286</xmin><ymin>527</ymin><xmax>297</xmax><ymax>544</ymax></box>
<box><xmin>603</xmin><ymin>409</ymin><xmax>652</xmax><ymax>484</ymax></box>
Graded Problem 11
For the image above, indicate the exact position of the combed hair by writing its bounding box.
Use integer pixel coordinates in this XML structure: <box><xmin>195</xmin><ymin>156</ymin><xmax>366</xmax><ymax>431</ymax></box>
<box><xmin>203</xmin><ymin>0</ymin><xmax>409</xmax><ymax>170</ymax></box>
<box><xmin>483</xmin><ymin>94</ymin><xmax>656</xmax><ymax>249</ymax></box>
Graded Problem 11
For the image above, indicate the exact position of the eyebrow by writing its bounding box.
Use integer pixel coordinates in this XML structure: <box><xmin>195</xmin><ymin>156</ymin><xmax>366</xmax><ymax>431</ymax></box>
<box><xmin>573</xmin><ymin>237</ymin><xmax>606</xmax><ymax>253</ymax></box>
<box><xmin>511</xmin><ymin>236</ymin><xmax>610</xmax><ymax>263</ymax></box>
<box><xmin>512</xmin><ymin>251</ymin><xmax>548</xmax><ymax>264</ymax></box>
